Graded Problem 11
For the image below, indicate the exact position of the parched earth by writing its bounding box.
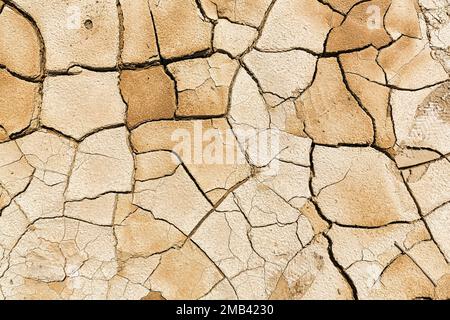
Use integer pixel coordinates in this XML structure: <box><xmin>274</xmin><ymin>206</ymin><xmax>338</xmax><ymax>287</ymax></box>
<box><xmin>0</xmin><ymin>0</ymin><xmax>449</xmax><ymax>300</ymax></box>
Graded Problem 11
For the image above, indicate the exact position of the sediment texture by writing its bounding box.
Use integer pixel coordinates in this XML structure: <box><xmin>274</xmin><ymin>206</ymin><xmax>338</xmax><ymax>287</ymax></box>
<box><xmin>0</xmin><ymin>0</ymin><xmax>449</xmax><ymax>300</ymax></box>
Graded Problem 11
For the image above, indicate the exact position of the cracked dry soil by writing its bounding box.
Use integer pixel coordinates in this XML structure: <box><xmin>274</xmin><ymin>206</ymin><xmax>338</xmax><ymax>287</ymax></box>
<box><xmin>0</xmin><ymin>0</ymin><xmax>449</xmax><ymax>300</ymax></box>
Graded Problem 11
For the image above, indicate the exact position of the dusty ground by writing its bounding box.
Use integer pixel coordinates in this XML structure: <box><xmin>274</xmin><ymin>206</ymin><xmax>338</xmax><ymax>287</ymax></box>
<box><xmin>0</xmin><ymin>0</ymin><xmax>449</xmax><ymax>300</ymax></box>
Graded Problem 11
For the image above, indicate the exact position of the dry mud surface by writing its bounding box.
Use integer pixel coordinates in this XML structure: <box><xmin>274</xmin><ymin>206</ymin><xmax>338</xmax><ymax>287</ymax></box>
<box><xmin>0</xmin><ymin>0</ymin><xmax>449</xmax><ymax>300</ymax></box>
